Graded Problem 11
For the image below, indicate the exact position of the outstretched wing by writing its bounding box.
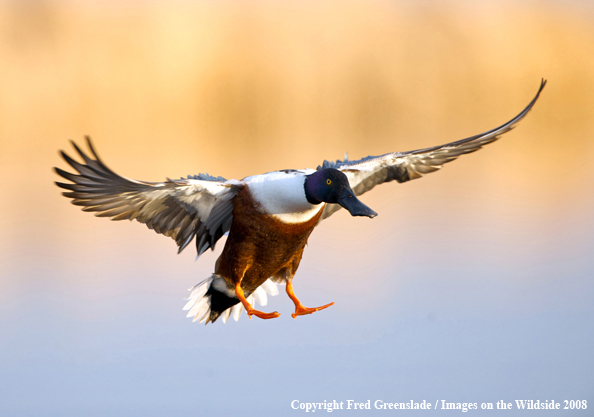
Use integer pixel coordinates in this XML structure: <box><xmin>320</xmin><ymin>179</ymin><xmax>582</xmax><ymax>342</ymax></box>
<box><xmin>319</xmin><ymin>79</ymin><xmax>546</xmax><ymax>220</ymax></box>
<box><xmin>55</xmin><ymin>137</ymin><xmax>241</xmax><ymax>257</ymax></box>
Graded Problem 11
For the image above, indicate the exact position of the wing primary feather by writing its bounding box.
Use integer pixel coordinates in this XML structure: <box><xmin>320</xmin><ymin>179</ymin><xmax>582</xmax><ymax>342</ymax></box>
<box><xmin>55</xmin><ymin>138</ymin><xmax>238</xmax><ymax>256</ymax></box>
<box><xmin>318</xmin><ymin>79</ymin><xmax>546</xmax><ymax>222</ymax></box>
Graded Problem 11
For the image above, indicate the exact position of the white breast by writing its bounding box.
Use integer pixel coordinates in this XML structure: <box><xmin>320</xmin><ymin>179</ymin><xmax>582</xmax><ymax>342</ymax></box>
<box><xmin>243</xmin><ymin>170</ymin><xmax>324</xmax><ymax>224</ymax></box>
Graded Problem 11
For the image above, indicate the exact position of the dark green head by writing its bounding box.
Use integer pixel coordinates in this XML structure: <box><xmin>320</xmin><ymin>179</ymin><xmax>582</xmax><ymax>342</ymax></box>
<box><xmin>304</xmin><ymin>168</ymin><xmax>377</xmax><ymax>218</ymax></box>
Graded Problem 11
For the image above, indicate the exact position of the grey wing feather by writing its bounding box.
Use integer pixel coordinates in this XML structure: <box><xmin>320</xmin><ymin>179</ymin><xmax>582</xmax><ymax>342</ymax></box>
<box><xmin>319</xmin><ymin>79</ymin><xmax>546</xmax><ymax>220</ymax></box>
<box><xmin>55</xmin><ymin>137</ymin><xmax>241</xmax><ymax>257</ymax></box>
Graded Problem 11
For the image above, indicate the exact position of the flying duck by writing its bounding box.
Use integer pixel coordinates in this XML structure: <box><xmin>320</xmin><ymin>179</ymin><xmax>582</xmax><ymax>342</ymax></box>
<box><xmin>55</xmin><ymin>80</ymin><xmax>546</xmax><ymax>324</ymax></box>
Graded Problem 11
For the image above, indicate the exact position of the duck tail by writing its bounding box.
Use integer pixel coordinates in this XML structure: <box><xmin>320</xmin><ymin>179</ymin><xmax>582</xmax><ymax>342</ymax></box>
<box><xmin>182</xmin><ymin>275</ymin><xmax>279</xmax><ymax>324</ymax></box>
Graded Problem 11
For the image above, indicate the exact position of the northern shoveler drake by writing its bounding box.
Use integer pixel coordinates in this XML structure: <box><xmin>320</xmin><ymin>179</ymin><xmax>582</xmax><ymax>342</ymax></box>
<box><xmin>55</xmin><ymin>80</ymin><xmax>546</xmax><ymax>324</ymax></box>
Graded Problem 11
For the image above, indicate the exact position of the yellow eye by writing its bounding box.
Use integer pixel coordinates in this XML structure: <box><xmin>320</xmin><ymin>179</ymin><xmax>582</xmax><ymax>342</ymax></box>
<box><xmin>326</xmin><ymin>179</ymin><xmax>332</xmax><ymax>185</ymax></box>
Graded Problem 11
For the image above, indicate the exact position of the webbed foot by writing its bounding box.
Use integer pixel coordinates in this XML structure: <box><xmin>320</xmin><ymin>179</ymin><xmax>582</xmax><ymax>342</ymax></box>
<box><xmin>286</xmin><ymin>280</ymin><xmax>334</xmax><ymax>319</ymax></box>
<box><xmin>291</xmin><ymin>302</ymin><xmax>334</xmax><ymax>319</ymax></box>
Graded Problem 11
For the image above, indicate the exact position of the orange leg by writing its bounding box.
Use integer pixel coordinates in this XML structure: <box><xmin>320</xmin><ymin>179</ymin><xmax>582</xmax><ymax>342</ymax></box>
<box><xmin>235</xmin><ymin>283</ymin><xmax>280</xmax><ymax>320</ymax></box>
<box><xmin>286</xmin><ymin>280</ymin><xmax>334</xmax><ymax>319</ymax></box>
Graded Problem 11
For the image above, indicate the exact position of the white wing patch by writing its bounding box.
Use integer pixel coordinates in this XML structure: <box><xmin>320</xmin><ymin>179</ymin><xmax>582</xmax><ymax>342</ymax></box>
<box><xmin>173</xmin><ymin>179</ymin><xmax>239</xmax><ymax>220</ymax></box>
<box><xmin>340</xmin><ymin>154</ymin><xmax>398</xmax><ymax>191</ymax></box>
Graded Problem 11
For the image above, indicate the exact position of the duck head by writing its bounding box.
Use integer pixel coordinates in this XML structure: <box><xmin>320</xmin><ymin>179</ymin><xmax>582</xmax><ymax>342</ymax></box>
<box><xmin>304</xmin><ymin>168</ymin><xmax>377</xmax><ymax>218</ymax></box>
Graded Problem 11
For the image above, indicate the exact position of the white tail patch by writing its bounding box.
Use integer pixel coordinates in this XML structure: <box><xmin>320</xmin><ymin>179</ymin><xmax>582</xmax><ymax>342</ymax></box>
<box><xmin>183</xmin><ymin>275</ymin><xmax>279</xmax><ymax>324</ymax></box>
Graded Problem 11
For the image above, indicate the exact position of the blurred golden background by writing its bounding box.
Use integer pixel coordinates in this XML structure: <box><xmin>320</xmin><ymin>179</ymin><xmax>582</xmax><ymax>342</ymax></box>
<box><xmin>1</xmin><ymin>0</ymin><xmax>593</xmax><ymax>414</ymax></box>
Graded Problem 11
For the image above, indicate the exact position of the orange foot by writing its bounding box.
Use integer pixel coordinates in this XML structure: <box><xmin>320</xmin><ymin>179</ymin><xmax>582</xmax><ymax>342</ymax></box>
<box><xmin>235</xmin><ymin>283</ymin><xmax>280</xmax><ymax>320</ymax></box>
<box><xmin>286</xmin><ymin>279</ymin><xmax>334</xmax><ymax>319</ymax></box>
<box><xmin>247</xmin><ymin>309</ymin><xmax>281</xmax><ymax>320</ymax></box>
<box><xmin>291</xmin><ymin>302</ymin><xmax>334</xmax><ymax>319</ymax></box>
